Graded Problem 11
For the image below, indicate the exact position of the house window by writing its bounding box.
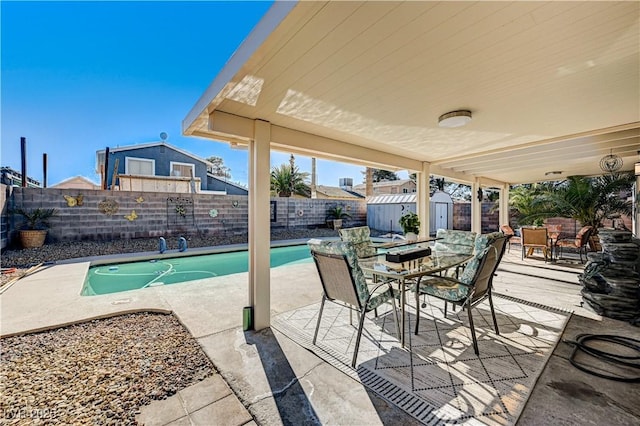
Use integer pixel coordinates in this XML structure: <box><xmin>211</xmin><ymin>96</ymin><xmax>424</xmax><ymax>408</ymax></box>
<box><xmin>125</xmin><ymin>157</ymin><xmax>155</xmax><ymax>176</ymax></box>
<box><xmin>170</xmin><ymin>161</ymin><xmax>195</xmax><ymax>178</ymax></box>
<box><xmin>95</xmin><ymin>152</ymin><xmax>105</xmax><ymax>174</ymax></box>
<box><xmin>403</xmin><ymin>188</ymin><xmax>408</xmax><ymax>193</ymax></box>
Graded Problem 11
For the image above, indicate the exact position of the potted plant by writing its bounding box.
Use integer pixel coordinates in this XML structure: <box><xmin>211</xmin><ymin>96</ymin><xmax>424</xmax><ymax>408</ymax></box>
<box><xmin>399</xmin><ymin>212</ymin><xmax>420</xmax><ymax>240</ymax></box>
<box><xmin>13</xmin><ymin>207</ymin><xmax>58</xmax><ymax>248</ymax></box>
<box><xmin>326</xmin><ymin>205</ymin><xmax>351</xmax><ymax>230</ymax></box>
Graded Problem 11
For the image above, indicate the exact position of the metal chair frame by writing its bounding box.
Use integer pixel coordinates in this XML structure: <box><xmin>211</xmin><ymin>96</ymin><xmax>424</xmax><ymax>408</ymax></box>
<box><xmin>556</xmin><ymin>226</ymin><xmax>594</xmax><ymax>263</ymax></box>
<box><xmin>311</xmin><ymin>250</ymin><xmax>400</xmax><ymax>368</ymax></box>
<box><xmin>413</xmin><ymin>236</ymin><xmax>508</xmax><ymax>355</ymax></box>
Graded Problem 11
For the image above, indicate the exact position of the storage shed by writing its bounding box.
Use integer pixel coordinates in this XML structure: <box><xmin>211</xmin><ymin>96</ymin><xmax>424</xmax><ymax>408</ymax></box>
<box><xmin>367</xmin><ymin>191</ymin><xmax>453</xmax><ymax>235</ymax></box>
<box><xmin>430</xmin><ymin>191</ymin><xmax>454</xmax><ymax>234</ymax></box>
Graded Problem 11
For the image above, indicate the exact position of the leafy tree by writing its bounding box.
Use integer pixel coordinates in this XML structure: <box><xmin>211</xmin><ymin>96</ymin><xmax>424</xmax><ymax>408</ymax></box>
<box><xmin>270</xmin><ymin>155</ymin><xmax>311</xmax><ymax>197</ymax></box>
<box><xmin>206</xmin><ymin>156</ymin><xmax>232</xmax><ymax>179</ymax></box>
<box><xmin>361</xmin><ymin>168</ymin><xmax>399</xmax><ymax>182</ymax></box>
<box><xmin>408</xmin><ymin>174</ymin><xmax>471</xmax><ymax>200</ymax></box>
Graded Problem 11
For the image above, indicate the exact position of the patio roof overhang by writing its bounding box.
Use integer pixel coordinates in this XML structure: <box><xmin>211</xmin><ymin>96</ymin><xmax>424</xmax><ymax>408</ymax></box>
<box><xmin>184</xmin><ymin>1</ymin><xmax>640</xmax><ymax>185</ymax></box>
<box><xmin>182</xmin><ymin>1</ymin><xmax>640</xmax><ymax>330</ymax></box>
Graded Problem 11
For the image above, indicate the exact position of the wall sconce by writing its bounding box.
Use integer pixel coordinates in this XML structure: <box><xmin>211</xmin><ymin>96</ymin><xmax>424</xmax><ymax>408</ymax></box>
<box><xmin>477</xmin><ymin>188</ymin><xmax>483</xmax><ymax>202</ymax></box>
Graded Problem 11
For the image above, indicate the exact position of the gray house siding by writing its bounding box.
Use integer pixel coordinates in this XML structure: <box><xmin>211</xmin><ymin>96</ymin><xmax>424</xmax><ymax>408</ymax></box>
<box><xmin>207</xmin><ymin>175</ymin><xmax>248</xmax><ymax>195</ymax></box>
<box><xmin>105</xmin><ymin>146</ymin><xmax>209</xmax><ymax>190</ymax></box>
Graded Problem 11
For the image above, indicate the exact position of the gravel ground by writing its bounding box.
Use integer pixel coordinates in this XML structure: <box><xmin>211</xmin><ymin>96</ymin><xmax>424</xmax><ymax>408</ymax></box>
<box><xmin>1</xmin><ymin>228</ymin><xmax>343</xmax><ymax>271</ymax></box>
<box><xmin>1</xmin><ymin>312</ymin><xmax>214</xmax><ymax>425</ymax></box>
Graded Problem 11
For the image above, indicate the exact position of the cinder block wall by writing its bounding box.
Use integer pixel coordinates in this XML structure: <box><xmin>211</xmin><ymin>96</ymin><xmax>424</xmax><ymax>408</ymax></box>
<box><xmin>5</xmin><ymin>187</ymin><xmax>366</xmax><ymax>245</ymax></box>
<box><xmin>271</xmin><ymin>197</ymin><xmax>366</xmax><ymax>230</ymax></box>
<box><xmin>452</xmin><ymin>202</ymin><xmax>500</xmax><ymax>233</ymax></box>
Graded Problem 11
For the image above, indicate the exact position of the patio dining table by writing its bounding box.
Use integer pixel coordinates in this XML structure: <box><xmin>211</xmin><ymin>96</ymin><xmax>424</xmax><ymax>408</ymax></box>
<box><xmin>360</xmin><ymin>247</ymin><xmax>473</xmax><ymax>348</ymax></box>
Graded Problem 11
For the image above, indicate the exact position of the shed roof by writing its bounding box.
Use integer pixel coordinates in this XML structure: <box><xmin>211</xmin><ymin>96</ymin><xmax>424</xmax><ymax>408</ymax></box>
<box><xmin>368</xmin><ymin>194</ymin><xmax>417</xmax><ymax>204</ymax></box>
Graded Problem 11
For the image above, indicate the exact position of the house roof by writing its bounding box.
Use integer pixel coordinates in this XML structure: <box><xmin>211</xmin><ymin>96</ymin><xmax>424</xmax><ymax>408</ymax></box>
<box><xmin>207</xmin><ymin>173</ymin><xmax>248</xmax><ymax>191</ymax></box>
<box><xmin>97</xmin><ymin>141</ymin><xmax>214</xmax><ymax>167</ymax></box>
<box><xmin>50</xmin><ymin>175</ymin><xmax>100</xmax><ymax>188</ymax></box>
<box><xmin>183</xmin><ymin>1</ymin><xmax>640</xmax><ymax>185</ymax></box>
<box><xmin>314</xmin><ymin>185</ymin><xmax>365</xmax><ymax>199</ymax></box>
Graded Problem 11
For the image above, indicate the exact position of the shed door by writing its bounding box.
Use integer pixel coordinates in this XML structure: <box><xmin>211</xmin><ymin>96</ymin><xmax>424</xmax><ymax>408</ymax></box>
<box><xmin>435</xmin><ymin>202</ymin><xmax>449</xmax><ymax>230</ymax></box>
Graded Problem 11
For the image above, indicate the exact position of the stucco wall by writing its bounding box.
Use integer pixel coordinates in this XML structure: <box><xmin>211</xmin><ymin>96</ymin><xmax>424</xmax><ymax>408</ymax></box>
<box><xmin>4</xmin><ymin>187</ymin><xmax>366</xmax><ymax>246</ymax></box>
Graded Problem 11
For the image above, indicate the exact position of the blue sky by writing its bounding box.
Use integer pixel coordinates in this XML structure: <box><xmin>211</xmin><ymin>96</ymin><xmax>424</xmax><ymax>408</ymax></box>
<box><xmin>1</xmin><ymin>1</ymin><xmax>378</xmax><ymax>187</ymax></box>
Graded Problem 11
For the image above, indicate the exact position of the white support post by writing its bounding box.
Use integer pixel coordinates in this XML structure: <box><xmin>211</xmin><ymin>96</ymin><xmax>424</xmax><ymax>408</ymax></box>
<box><xmin>471</xmin><ymin>179</ymin><xmax>482</xmax><ymax>234</ymax></box>
<box><xmin>417</xmin><ymin>163</ymin><xmax>431</xmax><ymax>237</ymax></box>
<box><xmin>499</xmin><ymin>183</ymin><xmax>510</xmax><ymax>227</ymax></box>
<box><xmin>249</xmin><ymin>120</ymin><xmax>271</xmax><ymax>330</ymax></box>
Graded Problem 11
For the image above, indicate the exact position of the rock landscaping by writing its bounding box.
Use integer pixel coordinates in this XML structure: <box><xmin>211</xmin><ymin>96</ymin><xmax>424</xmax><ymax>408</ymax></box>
<box><xmin>1</xmin><ymin>313</ymin><xmax>214</xmax><ymax>425</ymax></box>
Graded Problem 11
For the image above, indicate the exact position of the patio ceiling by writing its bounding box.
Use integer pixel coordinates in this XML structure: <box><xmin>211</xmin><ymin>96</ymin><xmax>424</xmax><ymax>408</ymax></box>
<box><xmin>183</xmin><ymin>1</ymin><xmax>640</xmax><ymax>185</ymax></box>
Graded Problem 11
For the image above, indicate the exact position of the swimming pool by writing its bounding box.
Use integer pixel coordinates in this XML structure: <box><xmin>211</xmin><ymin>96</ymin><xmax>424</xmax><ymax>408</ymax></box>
<box><xmin>82</xmin><ymin>244</ymin><xmax>313</xmax><ymax>296</ymax></box>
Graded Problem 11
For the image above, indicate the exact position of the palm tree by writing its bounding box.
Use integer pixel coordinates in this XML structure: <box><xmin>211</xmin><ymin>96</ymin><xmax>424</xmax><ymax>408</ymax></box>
<box><xmin>541</xmin><ymin>173</ymin><xmax>634</xmax><ymax>232</ymax></box>
<box><xmin>270</xmin><ymin>156</ymin><xmax>311</xmax><ymax>197</ymax></box>
<box><xmin>509</xmin><ymin>183</ymin><xmax>556</xmax><ymax>226</ymax></box>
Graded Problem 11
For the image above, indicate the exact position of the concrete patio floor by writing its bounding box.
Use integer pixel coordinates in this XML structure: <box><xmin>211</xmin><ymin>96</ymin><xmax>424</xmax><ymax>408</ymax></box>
<box><xmin>1</xmin><ymin>244</ymin><xmax>638</xmax><ymax>425</ymax></box>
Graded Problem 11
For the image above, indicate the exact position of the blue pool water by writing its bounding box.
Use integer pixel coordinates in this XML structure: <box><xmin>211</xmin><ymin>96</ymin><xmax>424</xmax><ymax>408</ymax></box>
<box><xmin>82</xmin><ymin>245</ymin><xmax>312</xmax><ymax>296</ymax></box>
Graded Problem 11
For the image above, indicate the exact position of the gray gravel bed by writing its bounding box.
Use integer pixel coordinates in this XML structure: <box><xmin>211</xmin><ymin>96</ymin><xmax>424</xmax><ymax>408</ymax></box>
<box><xmin>1</xmin><ymin>228</ymin><xmax>343</xmax><ymax>269</ymax></box>
<box><xmin>1</xmin><ymin>312</ymin><xmax>214</xmax><ymax>425</ymax></box>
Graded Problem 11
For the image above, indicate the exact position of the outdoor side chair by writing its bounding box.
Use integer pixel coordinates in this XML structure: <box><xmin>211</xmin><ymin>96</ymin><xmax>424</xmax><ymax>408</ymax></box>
<box><xmin>521</xmin><ymin>227</ymin><xmax>551</xmax><ymax>262</ymax></box>
<box><xmin>413</xmin><ymin>233</ymin><xmax>508</xmax><ymax>355</ymax></box>
<box><xmin>556</xmin><ymin>225</ymin><xmax>594</xmax><ymax>263</ymax></box>
<box><xmin>309</xmin><ymin>240</ymin><xmax>400</xmax><ymax>368</ymax></box>
<box><xmin>500</xmin><ymin>224</ymin><xmax>521</xmax><ymax>252</ymax></box>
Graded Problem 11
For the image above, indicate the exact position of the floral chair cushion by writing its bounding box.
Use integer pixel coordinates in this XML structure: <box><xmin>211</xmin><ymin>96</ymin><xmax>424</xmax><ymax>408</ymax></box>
<box><xmin>459</xmin><ymin>232</ymin><xmax>504</xmax><ymax>284</ymax></box>
<box><xmin>434</xmin><ymin>229</ymin><xmax>477</xmax><ymax>255</ymax></box>
<box><xmin>338</xmin><ymin>226</ymin><xmax>377</xmax><ymax>258</ymax></box>
<box><xmin>416</xmin><ymin>276</ymin><xmax>471</xmax><ymax>303</ymax></box>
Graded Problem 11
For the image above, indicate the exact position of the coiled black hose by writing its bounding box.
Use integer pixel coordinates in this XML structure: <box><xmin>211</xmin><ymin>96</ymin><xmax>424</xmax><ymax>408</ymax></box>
<box><xmin>565</xmin><ymin>334</ymin><xmax>640</xmax><ymax>383</ymax></box>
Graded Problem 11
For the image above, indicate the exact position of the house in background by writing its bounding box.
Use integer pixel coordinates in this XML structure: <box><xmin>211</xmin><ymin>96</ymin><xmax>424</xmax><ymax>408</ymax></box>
<box><xmin>51</xmin><ymin>176</ymin><xmax>100</xmax><ymax>190</ymax></box>
<box><xmin>96</xmin><ymin>141</ymin><xmax>247</xmax><ymax>195</ymax></box>
<box><xmin>312</xmin><ymin>185</ymin><xmax>365</xmax><ymax>200</ymax></box>
<box><xmin>207</xmin><ymin>175</ymin><xmax>249</xmax><ymax>196</ymax></box>
<box><xmin>0</xmin><ymin>167</ymin><xmax>41</xmax><ymax>188</ymax></box>
<box><xmin>312</xmin><ymin>177</ymin><xmax>365</xmax><ymax>200</ymax></box>
<box><xmin>353</xmin><ymin>178</ymin><xmax>416</xmax><ymax>196</ymax></box>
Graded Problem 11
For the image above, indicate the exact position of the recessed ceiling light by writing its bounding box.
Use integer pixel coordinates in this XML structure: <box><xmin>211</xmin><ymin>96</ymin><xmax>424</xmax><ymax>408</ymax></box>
<box><xmin>438</xmin><ymin>110</ymin><xmax>472</xmax><ymax>128</ymax></box>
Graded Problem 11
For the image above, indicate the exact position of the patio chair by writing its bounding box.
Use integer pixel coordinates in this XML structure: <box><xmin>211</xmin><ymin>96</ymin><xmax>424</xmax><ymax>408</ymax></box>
<box><xmin>521</xmin><ymin>227</ymin><xmax>551</xmax><ymax>262</ymax></box>
<box><xmin>556</xmin><ymin>225</ymin><xmax>594</xmax><ymax>263</ymax></box>
<box><xmin>413</xmin><ymin>233</ymin><xmax>508</xmax><ymax>354</ymax></box>
<box><xmin>338</xmin><ymin>226</ymin><xmax>377</xmax><ymax>258</ymax></box>
<box><xmin>500</xmin><ymin>224</ymin><xmax>521</xmax><ymax>252</ymax></box>
<box><xmin>309</xmin><ymin>240</ymin><xmax>400</xmax><ymax>368</ymax></box>
<box><xmin>434</xmin><ymin>229</ymin><xmax>477</xmax><ymax>278</ymax></box>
